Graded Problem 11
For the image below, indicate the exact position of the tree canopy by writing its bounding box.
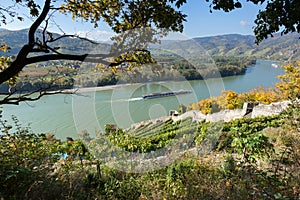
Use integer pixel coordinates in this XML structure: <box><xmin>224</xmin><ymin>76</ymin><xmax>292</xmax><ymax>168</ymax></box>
<box><xmin>0</xmin><ymin>0</ymin><xmax>299</xmax><ymax>104</ymax></box>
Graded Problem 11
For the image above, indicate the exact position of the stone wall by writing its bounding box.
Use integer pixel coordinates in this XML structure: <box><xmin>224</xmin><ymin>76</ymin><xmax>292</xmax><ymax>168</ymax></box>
<box><xmin>251</xmin><ymin>101</ymin><xmax>290</xmax><ymax>118</ymax></box>
<box><xmin>172</xmin><ymin>101</ymin><xmax>292</xmax><ymax>123</ymax></box>
<box><xmin>206</xmin><ymin>109</ymin><xmax>244</xmax><ymax>122</ymax></box>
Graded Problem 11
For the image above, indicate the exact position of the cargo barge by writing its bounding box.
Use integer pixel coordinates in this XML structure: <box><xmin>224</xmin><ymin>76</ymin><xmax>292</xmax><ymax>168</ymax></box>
<box><xmin>142</xmin><ymin>90</ymin><xmax>192</xmax><ymax>99</ymax></box>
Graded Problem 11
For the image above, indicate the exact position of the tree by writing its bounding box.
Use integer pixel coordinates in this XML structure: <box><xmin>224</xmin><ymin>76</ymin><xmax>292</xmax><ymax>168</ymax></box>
<box><xmin>0</xmin><ymin>0</ymin><xmax>186</xmax><ymax>104</ymax></box>
<box><xmin>0</xmin><ymin>0</ymin><xmax>299</xmax><ymax>104</ymax></box>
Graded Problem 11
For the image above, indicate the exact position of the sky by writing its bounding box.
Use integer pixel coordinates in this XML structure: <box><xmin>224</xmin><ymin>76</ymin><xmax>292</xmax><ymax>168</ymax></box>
<box><xmin>180</xmin><ymin>0</ymin><xmax>265</xmax><ymax>37</ymax></box>
<box><xmin>0</xmin><ymin>0</ymin><xmax>265</xmax><ymax>41</ymax></box>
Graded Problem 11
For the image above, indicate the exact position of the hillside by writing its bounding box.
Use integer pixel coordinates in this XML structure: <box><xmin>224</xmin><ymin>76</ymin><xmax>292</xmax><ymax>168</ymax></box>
<box><xmin>161</xmin><ymin>33</ymin><xmax>300</xmax><ymax>61</ymax></box>
<box><xmin>0</xmin><ymin>29</ymin><xmax>111</xmax><ymax>56</ymax></box>
<box><xmin>0</xmin><ymin>29</ymin><xmax>299</xmax><ymax>61</ymax></box>
<box><xmin>1</xmin><ymin>95</ymin><xmax>299</xmax><ymax>199</ymax></box>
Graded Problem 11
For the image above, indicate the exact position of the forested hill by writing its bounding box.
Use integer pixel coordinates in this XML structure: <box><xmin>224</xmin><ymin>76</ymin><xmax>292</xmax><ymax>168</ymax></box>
<box><xmin>0</xmin><ymin>29</ymin><xmax>299</xmax><ymax>61</ymax></box>
<box><xmin>197</xmin><ymin>33</ymin><xmax>300</xmax><ymax>61</ymax></box>
<box><xmin>0</xmin><ymin>29</ymin><xmax>111</xmax><ymax>56</ymax></box>
<box><xmin>161</xmin><ymin>33</ymin><xmax>300</xmax><ymax>61</ymax></box>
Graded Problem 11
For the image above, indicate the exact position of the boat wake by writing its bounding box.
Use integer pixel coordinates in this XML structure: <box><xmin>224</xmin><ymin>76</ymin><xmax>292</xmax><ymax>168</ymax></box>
<box><xmin>128</xmin><ymin>97</ymin><xmax>143</xmax><ymax>101</ymax></box>
<box><xmin>109</xmin><ymin>97</ymin><xmax>143</xmax><ymax>102</ymax></box>
<box><xmin>142</xmin><ymin>90</ymin><xmax>192</xmax><ymax>99</ymax></box>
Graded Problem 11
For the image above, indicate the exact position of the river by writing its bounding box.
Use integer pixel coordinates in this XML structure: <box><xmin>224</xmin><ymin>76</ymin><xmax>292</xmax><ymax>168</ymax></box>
<box><xmin>2</xmin><ymin>60</ymin><xmax>284</xmax><ymax>139</ymax></box>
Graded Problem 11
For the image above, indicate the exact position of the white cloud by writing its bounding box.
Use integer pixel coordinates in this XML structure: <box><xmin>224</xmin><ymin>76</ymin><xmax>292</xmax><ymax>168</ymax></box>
<box><xmin>164</xmin><ymin>32</ymin><xmax>190</xmax><ymax>40</ymax></box>
<box><xmin>240</xmin><ymin>20</ymin><xmax>250</xmax><ymax>27</ymax></box>
<box><xmin>75</xmin><ymin>30</ymin><xmax>115</xmax><ymax>42</ymax></box>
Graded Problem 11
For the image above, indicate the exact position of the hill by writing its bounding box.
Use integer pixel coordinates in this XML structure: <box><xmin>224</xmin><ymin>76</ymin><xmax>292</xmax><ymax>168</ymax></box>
<box><xmin>161</xmin><ymin>33</ymin><xmax>300</xmax><ymax>61</ymax></box>
<box><xmin>0</xmin><ymin>29</ymin><xmax>111</xmax><ymax>56</ymax></box>
<box><xmin>0</xmin><ymin>29</ymin><xmax>299</xmax><ymax>61</ymax></box>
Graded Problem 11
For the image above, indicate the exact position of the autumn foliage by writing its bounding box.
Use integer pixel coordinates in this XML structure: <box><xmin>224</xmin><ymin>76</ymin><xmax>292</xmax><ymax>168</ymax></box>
<box><xmin>189</xmin><ymin>62</ymin><xmax>299</xmax><ymax>114</ymax></box>
<box><xmin>276</xmin><ymin>62</ymin><xmax>300</xmax><ymax>99</ymax></box>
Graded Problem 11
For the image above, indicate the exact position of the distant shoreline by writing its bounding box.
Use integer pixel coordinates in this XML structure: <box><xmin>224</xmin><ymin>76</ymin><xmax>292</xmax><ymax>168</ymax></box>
<box><xmin>63</xmin><ymin>78</ymin><xmax>204</xmax><ymax>94</ymax></box>
<box><xmin>61</xmin><ymin>82</ymin><xmax>143</xmax><ymax>93</ymax></box>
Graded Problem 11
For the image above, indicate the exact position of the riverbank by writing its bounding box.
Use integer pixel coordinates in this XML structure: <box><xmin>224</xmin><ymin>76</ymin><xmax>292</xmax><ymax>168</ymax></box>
<box><xmin>61</xmin><ymin>78</ymin><xmax>202</xmax><ymax>94</ymax></box>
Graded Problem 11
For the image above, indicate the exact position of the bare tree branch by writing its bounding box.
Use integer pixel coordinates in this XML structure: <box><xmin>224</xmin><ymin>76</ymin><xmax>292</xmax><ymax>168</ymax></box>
<box><xmin>25</xmin><ymin>53</ymin><xmax>112</xmax><ymax>65</ymax></box>
<box><xmin>0</xmin><ymin>0</ymin><xmax>51</xmax><ymax>84</ymax></box>
<box><xmin>0</xmin><ymin>73</ymin><xmax>78</xmax><ymax>105</ymax></box>
<box><xmin>0</xmin><ymin>90</ymin><xmax>75</xmax><ymax>105</ymax></box>
<box><xmin>46</xmin><ymin>34</ymin><xmax>99</xmax><ymax>44</ymax></box>
<box><xmin>0</xmin><ymin>3</ymin><xmax>19</xmax><ymax>25</ymax></box>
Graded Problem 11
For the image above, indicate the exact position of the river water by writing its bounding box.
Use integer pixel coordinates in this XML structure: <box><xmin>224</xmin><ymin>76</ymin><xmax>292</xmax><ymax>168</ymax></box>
<box><xmin>2</xmin><ymin>60</ymin><xmax>284</xmax><ymax>139</ymax></box>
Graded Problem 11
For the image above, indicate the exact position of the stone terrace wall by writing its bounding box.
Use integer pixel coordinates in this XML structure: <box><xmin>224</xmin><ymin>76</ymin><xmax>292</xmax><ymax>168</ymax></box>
<box><xmin>252</xmin><ymin>101</ymin><xmax>290</xmax><ymax>118</ymax></box>
<box><xmin>172</xmin><ymin>101</ymin><xmax>292</xmax><ymax>123</ymax></box>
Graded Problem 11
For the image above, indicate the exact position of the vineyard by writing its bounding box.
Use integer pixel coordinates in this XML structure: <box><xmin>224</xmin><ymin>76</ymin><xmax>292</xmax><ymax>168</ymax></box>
<box><xmin>105</xmin><ymin>110</ymin><xmax>286</xmax><ymax>163</ymax></box>
<box><xmin>105</xmin><ymin>117</ymin><xmax>201</xmax><ymax>153</ymax></box>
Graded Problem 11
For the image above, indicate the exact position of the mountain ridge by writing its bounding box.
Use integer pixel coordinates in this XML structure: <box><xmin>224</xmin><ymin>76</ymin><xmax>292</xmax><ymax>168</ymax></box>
<box><xmin>0</xmin><ymin>28</ymin><xmax>299</xmax><ymax>61</ymax></box>
<box><xmin>161</xmin><ymin>33</ymin><xmax>300</xmax><ymax>61</ymax></box>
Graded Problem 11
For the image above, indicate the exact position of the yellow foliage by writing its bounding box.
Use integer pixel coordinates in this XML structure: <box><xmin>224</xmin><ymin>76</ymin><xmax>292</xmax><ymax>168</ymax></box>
<box><xmin>190</xmin><ymin>103</ymin><xmax>199</xmax><ymax>110</ymax></box>
<box><xmin>239</xmin><ymin>86</ymin><xmax>279</xmax><ymax>104</ymax></box>
<box><xmin>276</xmin><ymin>62</ymin><xmax>300</xmax><ymax>99</ymax></box>
<box><xmin>189</xmin><ymin>97</ymin><xmax>222</xmax><ymax>114</ymax></box>
<box><xmin>0</xmin><ymin>42</ymin><xmax>9</xmax><ymax>53</ymax></box>
<box><xmin>227</xmin><ymin>104</ymin><xmax>235</xmax><ymax>110</ymax></box>
<box><xmin>188</xmin><ymin>61</ymin><xmax>299</xmax><ymax>114</ymax></box>
<box><xmin>198</xmin><ymin>98</ymin><xmax>212</xmax><ymax>114</ymax></box>
<box><xmin>222</xmin><ymin>90</ymin><xmax>242</xmax><ymax>109</ymax></box>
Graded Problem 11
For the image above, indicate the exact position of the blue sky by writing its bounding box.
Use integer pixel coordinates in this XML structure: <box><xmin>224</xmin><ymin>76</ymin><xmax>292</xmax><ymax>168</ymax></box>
<box><xmin>181</xmin><ymin>0</ymin><xmax>264</xmax><ymax>37</ymax></box>
<box><xmin>0</xmin><ymin>0</ymin><xmax>265</xmax><ymax>40</ymax></box>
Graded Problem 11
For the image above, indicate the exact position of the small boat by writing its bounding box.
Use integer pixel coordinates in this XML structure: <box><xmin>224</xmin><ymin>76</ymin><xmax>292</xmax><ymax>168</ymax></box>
<box><xmin>142</xmin><ymin>90</ymin><xmax>192</xmax><ymax>99</ymax></box>
<box><xmin>271</xmin><ymin>63</ymin><xmax>278</xmax><ymax>68</ymax></box>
